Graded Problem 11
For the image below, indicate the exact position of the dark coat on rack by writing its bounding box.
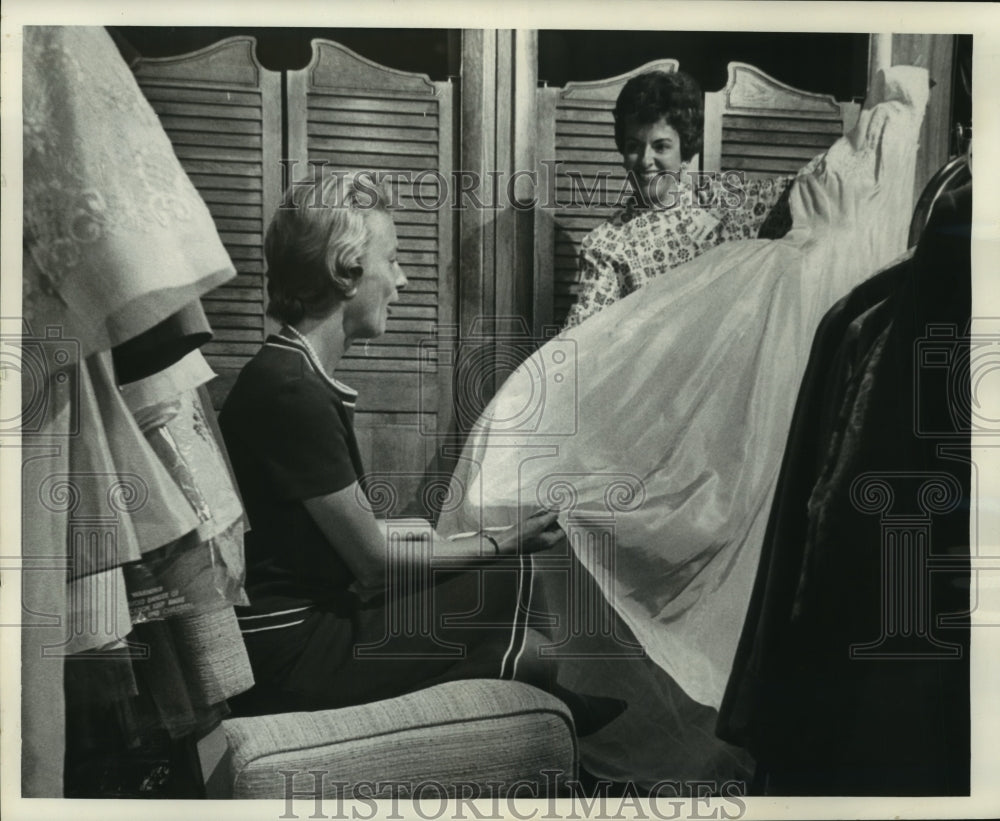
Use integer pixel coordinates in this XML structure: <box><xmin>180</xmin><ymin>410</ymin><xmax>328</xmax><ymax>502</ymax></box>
<box><xmin>718</xmin><ymin>184</ymin><xmax>973</xmax><ymax>796</ymax></box>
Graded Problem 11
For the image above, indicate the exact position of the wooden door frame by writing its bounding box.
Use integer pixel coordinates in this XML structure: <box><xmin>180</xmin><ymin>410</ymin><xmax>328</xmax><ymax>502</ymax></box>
<box><xmin>457</xmin><ymin>30</ymin><xmax>539</xmax><ymax>393</ymax></box>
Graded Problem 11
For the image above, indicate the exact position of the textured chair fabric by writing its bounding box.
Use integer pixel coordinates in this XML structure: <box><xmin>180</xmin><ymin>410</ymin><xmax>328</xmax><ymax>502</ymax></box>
<box><xmin>223</xmin><ymin>680</ymin><xmax>577</xmax><ymax>799</ymax></box>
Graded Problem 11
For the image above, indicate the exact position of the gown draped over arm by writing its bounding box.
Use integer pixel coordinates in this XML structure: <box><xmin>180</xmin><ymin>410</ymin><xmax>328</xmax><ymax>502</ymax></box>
<box><xmin>563</xmin><ymin>173</ymin><xmax>795</xmax><ymax>330</ymax></box>
<box><xmin>436</xmin><ymin>66</ymin><xmax>929</xmax><ymax>782</ymax></box>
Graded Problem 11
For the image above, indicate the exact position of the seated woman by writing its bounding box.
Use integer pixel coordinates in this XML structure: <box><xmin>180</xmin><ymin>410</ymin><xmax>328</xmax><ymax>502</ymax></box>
<box><xmin>218</xmin><ymin>173</ymin><xmax>565</xmax><ymax>716</ymax></box>
<box><xmin>564</xmin><ymin>69</ymin><xmax>792</xmax><ymax>328</ymax></box>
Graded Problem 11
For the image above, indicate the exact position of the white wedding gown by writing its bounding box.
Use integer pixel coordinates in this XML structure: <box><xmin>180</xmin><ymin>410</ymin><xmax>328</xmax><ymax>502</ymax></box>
<box><xmin>438</xmin><ymin>66</ymin><xmax>929</xmax><ymax>779</ymax></box>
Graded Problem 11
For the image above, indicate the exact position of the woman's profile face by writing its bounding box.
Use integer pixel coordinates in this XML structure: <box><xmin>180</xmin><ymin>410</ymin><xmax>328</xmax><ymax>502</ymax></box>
<box><xmin>343</xmin><ymin>209</ymin><xmax>407</xmax><ymax>341</ymax></box>
<box><xmin>621</xmin><ymin>115</ymin><xmax>684</xmax><ymax>208</ymax></box>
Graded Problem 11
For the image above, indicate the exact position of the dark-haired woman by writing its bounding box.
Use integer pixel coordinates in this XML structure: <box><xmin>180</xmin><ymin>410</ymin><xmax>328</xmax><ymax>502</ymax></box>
<box><xmin>564</xmin><ymin>70</ymin><xmax>792</xmax><ymax>328</ymax></box>
<box><xmin>217</xmin><ymin>172</ymin><xmax>568</xmax><ymax>715</ymax></box>
<box><xmin>444</xmin><ymin>66</ymin><xmax>930</xmax><ymax>784</ymax></box>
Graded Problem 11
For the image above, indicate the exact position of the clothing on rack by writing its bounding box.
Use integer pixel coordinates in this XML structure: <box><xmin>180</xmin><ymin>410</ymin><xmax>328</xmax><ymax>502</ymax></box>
<box><xmin>23</xmin><ymin>26</ymin><xmax>234</xmax><ymax>357</ymax></box>
<box><xmin>21</xmin><ymin>25</ymin><xmax>253</xmax><ymax>796</ymax></box>
<box><xmin>717</xmin><ymin>183</ymin><xmax>972</xmax><ymax>796</ymax></box>
<box><xmin>113</xmin><ymin>302</ymin><xmax>213</xmax><ymax>386</ymax></box>
<box><xmin>123</xmin><ymin>356</ymin><xmax>249</xmax><ymax>623</ymax></box>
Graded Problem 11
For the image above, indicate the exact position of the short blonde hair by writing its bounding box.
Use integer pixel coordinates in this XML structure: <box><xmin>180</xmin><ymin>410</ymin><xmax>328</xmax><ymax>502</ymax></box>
<box><xmin>265</xmin><ymin>170</ymin><xmax>393</xmax><ymax>325</ymax></box>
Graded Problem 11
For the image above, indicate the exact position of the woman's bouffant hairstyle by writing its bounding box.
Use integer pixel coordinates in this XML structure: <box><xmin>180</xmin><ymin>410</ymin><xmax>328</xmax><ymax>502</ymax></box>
<box><xmin>613</xmin><ymin>70</ymin><xmax>704</xmax><ymax>162</ymax></box>
<box><xmin>265</xmin><ymin>171</ymin><xmax>393</xmax><ymax>326</ymax></box>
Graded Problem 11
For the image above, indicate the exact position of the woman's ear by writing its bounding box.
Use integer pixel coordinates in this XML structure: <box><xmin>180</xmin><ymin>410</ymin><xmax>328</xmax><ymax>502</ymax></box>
<box><xmin>331</xmin><ymin>265</ymin><xmax>362</xmax><ymax>299</ymax></box>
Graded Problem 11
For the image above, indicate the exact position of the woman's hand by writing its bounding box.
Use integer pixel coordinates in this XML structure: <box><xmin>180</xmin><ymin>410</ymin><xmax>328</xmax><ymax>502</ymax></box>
<box><xmin>305</xmin><ymin>483</ymin><xmax>565</xmax><ymax>586</ymax></box>
<box><xmin>494</xmin><ymin>508</ymin><xmax>564</xmax><ymax>556</ymax></box>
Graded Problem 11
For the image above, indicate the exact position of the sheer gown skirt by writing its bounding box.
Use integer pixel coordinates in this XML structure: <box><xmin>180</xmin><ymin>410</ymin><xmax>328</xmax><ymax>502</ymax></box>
<box><xmin>438</xmin><ymin>66</ymin><xmax>930</xmax><ymax>783</ymax></box>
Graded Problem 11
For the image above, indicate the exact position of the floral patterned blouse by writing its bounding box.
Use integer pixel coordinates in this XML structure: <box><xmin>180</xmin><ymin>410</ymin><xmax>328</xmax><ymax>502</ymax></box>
<box><xmin>563</xmin><ymin>174</ymin><xmax>794</xmax><ymax>329</ymax></box>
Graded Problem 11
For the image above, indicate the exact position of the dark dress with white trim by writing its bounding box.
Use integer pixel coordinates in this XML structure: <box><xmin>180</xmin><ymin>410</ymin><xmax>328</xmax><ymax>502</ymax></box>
<box><xmin>219</xmin><ymin>335</ymin><xmax>527</xmax><ymax>715</ymax></box>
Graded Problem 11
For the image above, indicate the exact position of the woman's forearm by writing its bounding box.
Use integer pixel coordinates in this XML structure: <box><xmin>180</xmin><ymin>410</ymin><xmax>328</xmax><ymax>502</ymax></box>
<box><xmin>376</xmin><ymin>518</ymin><xmax>507</xmax><ymax>561</ymax></box>
<box><xmin>308</xmin><ymin>484</ymin><xmax>556</xmax><ymax>591</ymax></box>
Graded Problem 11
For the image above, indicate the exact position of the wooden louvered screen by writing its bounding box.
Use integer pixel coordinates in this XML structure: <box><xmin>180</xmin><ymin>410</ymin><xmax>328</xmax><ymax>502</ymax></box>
<box><xmin>534</xmin><ymin>60</ymin><xmax>679</xmax><ymax>330</ymax></box>
<box><xmin>288</xmin><ymin>40</ymin><xmax>456</xmax><ymax>514</ymax></box>
<box><xmin>135</xmin><ymin>37</ymin><xmax>282</xmax><ymax>408</ymax></box>
<box><xmin>703</xmin><ymin>62</ymin><xmax>861</xmax><ymax>177</ymax></box>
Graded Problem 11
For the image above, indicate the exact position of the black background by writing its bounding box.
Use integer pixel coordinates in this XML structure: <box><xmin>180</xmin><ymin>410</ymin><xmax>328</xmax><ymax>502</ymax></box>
<box><xmin>114</xmin><ymin>28</ymin><xmax>874</xmax><ymax>100</ymax></box>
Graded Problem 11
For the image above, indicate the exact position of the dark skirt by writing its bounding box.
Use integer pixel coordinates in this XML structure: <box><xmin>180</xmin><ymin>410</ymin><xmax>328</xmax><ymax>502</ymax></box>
<box><xmin>229</xmin><ymin>563</ymin><xmax>528</xmax><ymax>715</ymax></box>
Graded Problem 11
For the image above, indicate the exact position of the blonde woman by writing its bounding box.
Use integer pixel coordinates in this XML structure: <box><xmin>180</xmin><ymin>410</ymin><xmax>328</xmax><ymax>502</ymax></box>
<box><xmin>219</xmin><ymin>173</ymin><xmax>567</xmax><ymax>714</ymax></box>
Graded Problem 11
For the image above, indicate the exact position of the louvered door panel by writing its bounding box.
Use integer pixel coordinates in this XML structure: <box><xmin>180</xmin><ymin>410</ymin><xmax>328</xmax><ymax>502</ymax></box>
<box><xmin>289</xmin><ymin>42</ymin><xmax>454</xmax><ymax>377</ymax></box>
<box><xmin>535</xmin><ymin>60</ymin><xmax>679</xmax><ymax>329</ymax></box>
<box><xmin>289</xmin><ymin>41</ymin><xmax>456</xmax><ymax>516</ymax></box>
<box><xmin>135</xmin><ymin>37</ymin><xmax>282</xmax><ymax>407</ymax></box>
<box><xmin>704</xmin><ymin>62</ymin><xmax>860</xmax><ymax>178</ymax></box>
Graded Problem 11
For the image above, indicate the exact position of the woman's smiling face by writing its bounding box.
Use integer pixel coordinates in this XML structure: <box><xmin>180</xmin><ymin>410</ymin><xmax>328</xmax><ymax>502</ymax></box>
<box><xmin>621</xmin><ymin>116</ymin><xmax>684</xmax><ymax>208</ymax></box>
